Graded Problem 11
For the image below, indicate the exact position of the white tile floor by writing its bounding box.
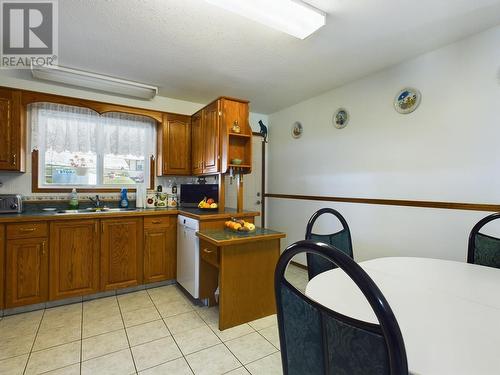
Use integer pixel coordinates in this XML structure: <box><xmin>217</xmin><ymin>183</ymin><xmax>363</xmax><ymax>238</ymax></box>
<box><xmin>0</xmin><ymin>265</ymin><xmax>308</xmax><ymax>375</ymax></box>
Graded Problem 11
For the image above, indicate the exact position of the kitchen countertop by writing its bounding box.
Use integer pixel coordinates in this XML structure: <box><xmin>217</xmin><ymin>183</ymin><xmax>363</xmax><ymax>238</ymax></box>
<box><xmin>197</xmin><ymin>227</ymin><xmax>286</xmax><ymax>246</ymax></box>
<box><xmin>0</xmin><ymin>207</ymin><xmax>259</xmax><ymax>223</ymax></box>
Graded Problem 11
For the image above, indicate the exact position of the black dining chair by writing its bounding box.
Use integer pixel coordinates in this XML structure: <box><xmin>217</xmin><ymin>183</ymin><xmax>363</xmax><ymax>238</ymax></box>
<box><xmin>275</xmin><ymin>240</ymin><xmax>408</xmax><ymax>375</ymax></box>
<box><xmin>468</xmin><ymin>213</ymin><xmax>500</xmax><ymax>269</ymax></box>
<box><xmin>305</xmin><ymin>208</ymin><xmax>353</xmax><ymax>280</ymax></box>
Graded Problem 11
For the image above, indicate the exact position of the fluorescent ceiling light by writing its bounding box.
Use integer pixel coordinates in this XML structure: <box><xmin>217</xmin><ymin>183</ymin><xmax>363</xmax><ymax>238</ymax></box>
<box><xmin>206</xmin><ymin>0</ymin><xmax>325</xmax><ymax>39</ymax></box>
<box><xmin>31</xmin><ymin>65</ymin><xmax>158</xmax><ymax>100</ymax></box>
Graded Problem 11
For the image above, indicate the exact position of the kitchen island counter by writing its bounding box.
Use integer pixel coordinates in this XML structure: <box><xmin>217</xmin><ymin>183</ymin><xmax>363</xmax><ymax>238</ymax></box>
<box><xmin>198</xmin><ymin>226</ymin><xmax>286</xmax><ymax>330</ymax></box>
<box><xmin>196</xmin><ymin>227</ymin><xmax>285</xmax><ymax>246</ymax></box>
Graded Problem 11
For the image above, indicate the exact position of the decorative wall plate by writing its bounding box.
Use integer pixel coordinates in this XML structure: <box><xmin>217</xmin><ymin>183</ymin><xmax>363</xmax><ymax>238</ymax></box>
<box><xmin>394</xmin><ymin>87</ymin><xmax>421</xmax><ymax>114</ymax></box>
<box><xmin>333</xmin><ymin>108</ymin><xmax>349</xmax><ymax>129</ymax></box>
<box><xmin>291</xmin><ymin>121</ymin><xmax>303</xmax><ymax>138</ymax></box>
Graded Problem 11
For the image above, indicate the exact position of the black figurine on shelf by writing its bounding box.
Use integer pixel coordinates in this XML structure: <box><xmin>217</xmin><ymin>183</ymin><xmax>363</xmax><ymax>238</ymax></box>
<box><xmin>258</xmin><ymin>120</ymin><xmax>268</xmax><ymax>143</ymax></box>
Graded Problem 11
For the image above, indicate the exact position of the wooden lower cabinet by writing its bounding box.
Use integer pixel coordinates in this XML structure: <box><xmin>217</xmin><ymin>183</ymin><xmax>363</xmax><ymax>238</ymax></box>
<box><xmin>49</xmin><ymin>220</ymin><xmax>99</xmax><ymax>300</ymax></box>
<box><xmin>144</xmin><ymin>216</ymin><xmax>176</xmax><ymax>283</ymax></box>
<box><xmin>5</xmin><ymin>237</ymin><xmax>48</xmax><ymax>308</ymax></box>
<box><xmin>0</xmin><ymin>225</ymin><xmax>4</xmax><ymax>309</ymax></box>
<box><xmin>101</xmin><ymin>217</ymin><xmax>143</xmax><ymax>290</ymax></box>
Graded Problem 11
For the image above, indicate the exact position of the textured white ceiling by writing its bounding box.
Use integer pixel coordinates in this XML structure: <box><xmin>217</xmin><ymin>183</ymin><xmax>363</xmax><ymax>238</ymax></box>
<box><xmin>55</xmin><ymin>0</ymin><xmax>500</xmax><ymax>113</ymax></box>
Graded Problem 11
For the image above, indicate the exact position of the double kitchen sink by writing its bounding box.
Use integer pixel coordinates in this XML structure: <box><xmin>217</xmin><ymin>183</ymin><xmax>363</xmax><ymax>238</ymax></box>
<box><xmin>55</xmin><ymin>207</ymin><xmax>139</xmax><ymax>215</ymax></box>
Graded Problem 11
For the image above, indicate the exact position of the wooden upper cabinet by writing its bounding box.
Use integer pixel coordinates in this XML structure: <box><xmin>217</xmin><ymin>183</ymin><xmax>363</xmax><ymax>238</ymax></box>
<box><xmin>100</xmin><ymin>217</ymin><xmax>143</xmax><ymax>291</ymax></box>
<box><xmin>143</xmin><ymin>216</ymin><xmax>176</xmax><ymax>283</ymax></box>
<box><xmin>157</xmin><ymin>113</ymin><xmax>191</xmax><ymax>176</ymax></box>
<box><xmin>49</xmin><ymin>220</ymin><xmax>100</xmax><ymax>300</ymax></box>
<box><xmin>190</xmin><ymin>97</ymin><xmax>250</xmax><ymax>176</ymax></box>
<box><xmin>0</xmin><ymin>87</ymin><xmax>24</xmax><ymax>172</ymax></box>
<box><xmin>191</xmin><ymin>110</ymin><xmax>204</xmax><ymax>175</ymax></box>
<box><xmin>5</xmin><ymin>237</ymin><xmax>48</xmax><ymax>308</ymax></box>
<box><xmin>202</xmin><ymin>101</ymin><xmax>220</xmax><ymax>174</ymax></box>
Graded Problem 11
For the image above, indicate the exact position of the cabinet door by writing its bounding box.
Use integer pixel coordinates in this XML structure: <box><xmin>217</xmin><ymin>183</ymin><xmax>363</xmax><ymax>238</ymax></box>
<box><xmin>159</xmin><ymin>113</ymin><xmax>191</xmax><ymax>175</ymax></box>
<box><xmin>0</xmin><ymin>88</ymin><xmax>23</xmax><ymax>171</ymax></box>
<box><xmin>6</xmin><ymin>237</ymin><xmax>48</xmax><ymax>308</ymax></box>
<box><xmin>202</xmin><ymin>101</ymin><xmax>220</xmax><ymax>174</ymax></box>
<box><xmin>49</xmin><ymin>220</ymin><xmax>99</xmax><ymax>300</ymax></box>
<box><xmin>191</xmin><ymin>110</ymin><xmax>204</xmax><ymax>175</ymax></box>
<box><xmin>101</xmin><ymin>218</ymin><xmax>143</xmax><ymax>290</ymax></box>
<box><xmin>144</xmin><ymin>217</ymin><xmax>176</xmax><ymax>283</ymax></box>
<box><xmin>0</xmin><ymin>225</ymin><xmax>4</xmax><ymax>309</ymax></box>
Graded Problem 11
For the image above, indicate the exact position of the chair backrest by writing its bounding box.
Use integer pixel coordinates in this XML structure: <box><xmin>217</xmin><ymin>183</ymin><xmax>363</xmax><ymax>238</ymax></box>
<box><xmin>305</xmin><ymin>208</ymin><xmax>353</xmax><ymax>280</ymax></box>
<box><xmin>275</xmin><ymin>240</ymin><xmax>408</xmax><ymax>375</ymax></box>
<box><xmin>468</xmin><ymin>213</ymin><xmax>500</xmax><ymax>268</ymax></box>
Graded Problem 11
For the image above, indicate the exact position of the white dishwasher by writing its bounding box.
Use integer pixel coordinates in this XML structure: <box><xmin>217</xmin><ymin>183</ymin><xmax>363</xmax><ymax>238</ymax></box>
<box><xmin>177</xmin><ymin>215</ymin><xmax>200</xmax><ymax>299</ymax></box>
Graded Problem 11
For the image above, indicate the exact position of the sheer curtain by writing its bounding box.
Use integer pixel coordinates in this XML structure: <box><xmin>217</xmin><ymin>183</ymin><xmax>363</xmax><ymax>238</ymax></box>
<box><xmin>30</xmin><ymin>102</ymin><xmax>156</xmax><ymax>187</ymax></box>
<box><xmin>101</xmin><ymin>112</ymin><xmax>155</xmax><ymax>158</ymax></box>
<box><xmin>30</xmin><ymin>102</ymin><xmax>98</xmax><ymax>154</ymax></box>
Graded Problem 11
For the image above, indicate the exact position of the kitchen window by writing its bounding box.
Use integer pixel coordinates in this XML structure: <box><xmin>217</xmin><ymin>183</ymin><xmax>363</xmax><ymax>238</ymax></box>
<box><xmin>30</xmin><ymin>102</ymin><xmax>155</xmax><ymax>190</ymax></box>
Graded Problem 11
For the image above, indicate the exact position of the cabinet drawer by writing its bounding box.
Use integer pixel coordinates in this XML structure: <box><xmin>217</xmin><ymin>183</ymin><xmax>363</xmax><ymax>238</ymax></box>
<box><xmin>7</xmin><ymin>222</ymin><xmax>48</xmax><ymax>239</ymax></box>
<box><xmin>144</xmin><ymin>216</ymin><xmax>173</xmax><ymax>229</ymax></box>
<box><xmin>201</xmin><ymin>243</ymin><xmax>219</xmax><ymax>268</ymax></box>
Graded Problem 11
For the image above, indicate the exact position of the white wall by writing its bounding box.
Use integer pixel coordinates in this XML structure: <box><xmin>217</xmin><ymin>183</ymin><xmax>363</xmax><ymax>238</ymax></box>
<box><xmin>267</xmin><ymin>25</ymin><xmax>500</xmax><ymax>264</ymax></box>
<box><xmin>0</xmin><ymin>72</ymin><xmax>267</xmax><ymax>197</ymax></box>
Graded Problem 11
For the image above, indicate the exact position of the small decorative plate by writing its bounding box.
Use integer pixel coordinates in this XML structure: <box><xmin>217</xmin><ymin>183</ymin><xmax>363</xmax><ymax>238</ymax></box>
<box><xmin>333</xmin><ymin>108</ymin><xmax>349</xmax><ymax>129</ymax></box>
<box><xmin>291</xmin><ymin>121</ymin><xmax>303</xmax><ymax>139</ymax></box>
<box><xmin>394</xmin><ymin>87</ymin><xmax>421</xmax><ymax>114</ymax></box>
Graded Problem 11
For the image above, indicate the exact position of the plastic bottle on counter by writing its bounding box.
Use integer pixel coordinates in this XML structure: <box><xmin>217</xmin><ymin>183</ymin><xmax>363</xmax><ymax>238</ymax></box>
<box><xmin>68</xmin><ymin>188</ymin><xmax>79</xmax><ymax>210</ymax></box>
<box><xmin>120</xmin><ymin>188</ymin><xmax>129</xmax><ymax>208</ymax></box>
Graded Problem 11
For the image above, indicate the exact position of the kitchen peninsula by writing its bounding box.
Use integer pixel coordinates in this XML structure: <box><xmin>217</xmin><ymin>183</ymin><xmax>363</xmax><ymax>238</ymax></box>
<box><xmin>197</xmin><ymin>227</ymin><xmax>286</xmax><ymax>330</ymax></box>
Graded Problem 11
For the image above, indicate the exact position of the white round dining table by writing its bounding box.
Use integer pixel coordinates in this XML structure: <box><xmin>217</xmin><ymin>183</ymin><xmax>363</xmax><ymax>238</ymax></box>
<box><xmin>305</xmin><ymin>257</ymin><xmax>500</xmax><ymax>375</ymax></box>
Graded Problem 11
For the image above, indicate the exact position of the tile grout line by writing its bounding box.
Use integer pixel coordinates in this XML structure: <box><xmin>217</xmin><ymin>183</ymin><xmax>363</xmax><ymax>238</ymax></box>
<box><xmin>23</xmin><ymin>308</ymin><xmax>46</xmax><ymax>375</ymax></box>
<box><xmin>146</xmin><ymin>287</ymin><xmax>196</xmax><ymax>375</ymax></box>
<box><xmin>116</xmin><ymin>295</ymin><xmax>139</xmax><ymax>375</ymax></box>
<box><xmin>254</xmin><ymin>327</ymin><xmax>280</xmax><ymax>351</ymax></box>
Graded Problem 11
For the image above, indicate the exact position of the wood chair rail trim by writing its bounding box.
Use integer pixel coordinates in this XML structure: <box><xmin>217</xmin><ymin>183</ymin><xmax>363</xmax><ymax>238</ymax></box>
<box><xmin>264</xmin><ymin>193</ymin><xmax>500</xmax><ymax>212</ymax></box>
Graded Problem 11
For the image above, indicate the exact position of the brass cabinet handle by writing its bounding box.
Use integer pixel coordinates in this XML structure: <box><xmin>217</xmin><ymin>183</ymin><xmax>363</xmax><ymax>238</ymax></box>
<box><xmin>19</xmin><ymin>228</ymin><xmax>35</xmax><ymax>232</ymax></box>
<box><xmin>203</xmin><ymin>248</ymin><xmax>214</xmax><ymax>254</ymax></box>
<box><xmin>42</xmin><ymin>241</ymin><xmax>46</xmax><ymax>255</ymax></box>
<box><xmin>151</xmin><ymin>220</ymin><xmax>161</xmax><ymax>224</ymax></box>
<box><xmin>11</xmin><ymin>153</ymin><xmax>16</xmax><ymax>166</ymax></box>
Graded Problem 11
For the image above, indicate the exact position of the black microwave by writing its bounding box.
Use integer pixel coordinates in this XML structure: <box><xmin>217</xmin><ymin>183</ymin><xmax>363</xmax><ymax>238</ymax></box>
<box><xmin>180</xmin><ymin>184</ymin><xmax>219</xmax><ymax>207</ymax></box>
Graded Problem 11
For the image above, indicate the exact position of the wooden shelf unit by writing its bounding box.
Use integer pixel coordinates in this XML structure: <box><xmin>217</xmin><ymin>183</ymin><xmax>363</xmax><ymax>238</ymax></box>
<box><xmin>227</xmin><ymin>133</ymin><xmax>252</xmax><ymax>172</ymax></box>
<box><xmin>228</xmin><ymin>164</ymin><xmax>251</xmax><ymax>168</ymax></box>
<box><xmin>228</xmin><ymin>132</ymin><xmax>251</xmax><ymax>138</ymax></box>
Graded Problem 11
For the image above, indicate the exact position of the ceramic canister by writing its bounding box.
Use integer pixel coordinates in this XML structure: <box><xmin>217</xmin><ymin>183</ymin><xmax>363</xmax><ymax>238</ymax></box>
<box><xmin>146</xmin><ymin>190</ymin><xmax>156</xmax><ymax>208</ymax></box>
<box><xmin>156</xmin><ymin>193</ymin><xmax>168</xmax><ymax>207</ymax></box>
<box><xmin>167</xmin><ymin>194</ymin><xmax>178</xmax><ymax>207</ymax></box>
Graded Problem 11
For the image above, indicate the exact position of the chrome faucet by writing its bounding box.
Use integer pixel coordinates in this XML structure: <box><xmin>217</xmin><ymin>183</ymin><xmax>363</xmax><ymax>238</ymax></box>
<box><xmin>89</xmin><ymin>195</ymin><xmax>103</xmax><ymax>208</ymax></box>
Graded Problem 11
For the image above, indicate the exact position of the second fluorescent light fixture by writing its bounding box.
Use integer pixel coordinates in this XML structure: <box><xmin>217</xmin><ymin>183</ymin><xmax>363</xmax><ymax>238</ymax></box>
<box><xmin>206</xmin><ymin>0</ymin><xmax>326</xmax><ymax>39</ymax></box>
<box><xmin>31</xmin><ymin>65</ymin><xmax>158</xmax><ymax>100</ymax></box>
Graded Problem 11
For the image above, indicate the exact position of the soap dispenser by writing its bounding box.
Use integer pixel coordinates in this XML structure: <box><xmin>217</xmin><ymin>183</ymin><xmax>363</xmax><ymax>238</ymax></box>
<box><xmin>120</xmin><ymin>188</ymin><xmax>129</xmax><ymax>208</ymax></box>
<box><xmin>69</xmin><ymin>188</ymin><xmax>79</xmax><ymax>210</ymax></box>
